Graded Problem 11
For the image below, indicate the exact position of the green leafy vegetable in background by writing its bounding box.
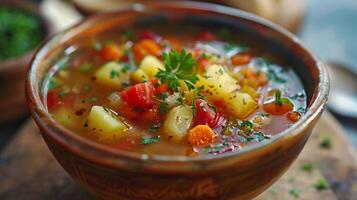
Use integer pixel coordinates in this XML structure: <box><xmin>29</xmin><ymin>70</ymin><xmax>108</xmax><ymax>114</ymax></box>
<box><xmin>0</xmin><ymin>7</ymin><xmax>45</xmax><ymax>61</ymax></box>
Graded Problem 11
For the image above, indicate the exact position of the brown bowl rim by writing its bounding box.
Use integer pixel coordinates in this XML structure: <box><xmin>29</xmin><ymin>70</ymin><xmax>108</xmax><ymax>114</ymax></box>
<box><xmin>27</xmin><ymin>1</ymin><xmax>329</xmax><ymax>172</ymax></box>
<box><xmin>0</xmin><ymin>0</ymin><xmax>55</xmax><ymax>72</ymax></box>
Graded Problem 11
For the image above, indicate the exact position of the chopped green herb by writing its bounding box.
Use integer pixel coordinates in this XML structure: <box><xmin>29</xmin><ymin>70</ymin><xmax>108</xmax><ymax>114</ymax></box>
<box><xmin>110</xmin><ymin>70</ymin><xmax>120</xmax><ymax>79</ymax></box>
<box><xmin>159</xmin><ymin>102</ymin><xmax>169</xmax><ymax>114</ymax></box>
<box><xmin>156</xmin><ymin>49</ymin><xmax>198</xmax><ymax>92</ymax></box>
<box><xmin>223</xmin><ymin>43</ymin><xmax>247</xmax><ymax>53</ymax></box>
<box><xmin>58</xmin><ymin>91</ymin><xmax>67</xmax><ymax>99</ymax></box>
<box><xmin>275</xmin><ymin>90</ymin><xmax>283</xmax><ymax>105</ymax></box>
<box><xmin>121</xmin><ymin>64</ymin><xmax>131</xmax><ymax>73</ymax></box>
<box><xmin>83</xmin><ymin>85</ymin><xmax>91</xmax><ymax>92</ymax></box>
<box><xmin>148</xmin><ymin>123</ymin><xmax>161</xmax><ymax>133</ymax></box>
<box><xmin>141</xmin><ymin>136</ymin><xmax>160</xmax><ymax>145</ymax></box>
<box><xmin>47</xmin><ymin>78</ymin><xmax>58</xmax><ymax>90</ymax></box>
<box><xmin>301</xmin><ymin>163</ymin><xmax>315</xmax><ymax>172</ymax></box>
<box><xmin>314</xmin><ymin>178</ymin><xmax>330</xmax><ymax>190</ymax></box>
<box><xmin>267</xmin><ymin>68</ymin><xmax>286</xmax><ymax>83</ymax></box>
<box><xmin>79</xmin><ymin>63</ymin><xmax>93</xmax><ymax>73</ymax></box>
<box><xmin>121</xmin><ymin>30</ymin><xmax>135</xmax><ymax>41</ymax></box>
<box><xmin>192</xmin><ymin>97</ymin><xmax>197</xmax><ymax>117</ymax></box>
<box><xmin>320</xmin><ymin>136</ymin><xmax>332</xmax><ymax>149</ymax></box>
<box><xmin>289</xmin><ymin>188</ymin><xmax>301</xmax><ymax>198</ymax></box>
<box><xmin>268</xmin><ymin>187</ymin><xmax>278</xmax><ymax>194</ymax></box>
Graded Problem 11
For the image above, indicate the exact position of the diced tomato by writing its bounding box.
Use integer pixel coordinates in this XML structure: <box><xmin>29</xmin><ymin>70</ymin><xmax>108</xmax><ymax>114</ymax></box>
<box><xmin>142</xmin><ymin>109</ymin><xmax>160</xmax><ymax>122</ymax></box>
<box><xmin>46</xmin><ymin>90</ymin><xmax>75</xmax><ymax>110</ymax></box>
<box><xmin>231</xmin><ymin>52</ymin><xmax>252</xmax><ymax>66</ymax></box>
<box><xmin>139</xmin><ymin>30</ymin><xmax>160</xmax><ymax>41</ymax></box>
<box><xmin>198</xmin><ymin>31</ymin><xmax>216</xmax><ymax>41</ymax></box>
<box><xmin>154</xmin><ymin>83</ymin><xmax>168</xmax><ymax>95</ymax></box>
<box><xmin>195</xmin><ymin>99</ymin><xmax>222</xmax><ymax>128</ymax></box>
<box><xmin>120</xmin><ymin>82</ymin><xmax>155</xmax><ymax>110</ymax></box>
<box><xmin>197</xmin><ymin>57</ymin><xmax>208</xmax><ymax>73</ymax></box>
<box><xmin>132</xmin><ymin>39</ymin><xmax>161</xmax><ymax>61</ymax></box>
<box><xmin>98</xmin><ymin>44</ymin><xmax>123</xmax><ymax>61</ymax></box>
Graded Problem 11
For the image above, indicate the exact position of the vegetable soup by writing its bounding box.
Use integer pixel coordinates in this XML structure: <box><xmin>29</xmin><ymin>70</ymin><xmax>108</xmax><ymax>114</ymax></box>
<box><xmin>43</xmin><ymin>24</ymin><xmax>306</xmax><ymax>156</ymax></box>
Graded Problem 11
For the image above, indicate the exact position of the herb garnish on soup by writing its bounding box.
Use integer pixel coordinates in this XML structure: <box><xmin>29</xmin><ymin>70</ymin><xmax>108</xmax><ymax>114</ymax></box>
<box><xmin>43</xmin><ymin>27</ymin><xmax>306</xmax><ymax>156</ymax></box>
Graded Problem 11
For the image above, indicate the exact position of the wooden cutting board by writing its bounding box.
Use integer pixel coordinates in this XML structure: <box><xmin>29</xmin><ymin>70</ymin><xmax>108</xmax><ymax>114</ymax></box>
<box><xmin>0</xmin><ymin>111</ymin><xmax>356</xmax><ymax>200</ymax></box>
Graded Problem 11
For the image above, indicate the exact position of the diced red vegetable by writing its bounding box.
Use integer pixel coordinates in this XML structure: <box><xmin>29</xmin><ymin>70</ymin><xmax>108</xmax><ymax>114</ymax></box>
<box><xmin>195</xmin><ymin>99</ymin><xmax>222</xmax><ymax>128</ymax></box>
<box><xmin>263</xmin><ymin>101</ymin><xmax>293</xmax><ymax>115</ymax></box>
<box><xmin>98</xmin><ymin>44</ymin><xmax>123</xmax><ymax>61</ymax></box>
<box><xmin>46</xmin><ymin>90</ymin><xmax>74</xmax><ymax>110</ymax></box>
<box><xmin>140</xmin><ymin>30</ymin><xmax>160</xmax><ymax>41</ymax></box>
<box><xmin>132</xmin><ymin>39</ymin><xmax>161</xmax><ymax>61</ymax></box>
<box><xmin>142</xmin><ymin>109</ymin><xmax>160</xmax><ymax>122</ymax></box>
<box><xmin>197</xmin><ymin>57</ymin><xmax>208</xmax><ymax>73</ymax></box>
<box><xmin>120</xmin><ymin>82</ymin><xmax>155</xmax><ymax>110</ymax></box>
<box><xmin>198</xmin><ymin>31</ymin><xmax>216</xmax><ymax>41</ymax></box>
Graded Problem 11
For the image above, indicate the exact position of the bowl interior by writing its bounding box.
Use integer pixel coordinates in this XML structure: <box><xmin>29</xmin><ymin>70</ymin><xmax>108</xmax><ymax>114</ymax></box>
<box><xmin>27</xmin><ymin>1</ymin><xmax>329</xmax><ymax>170</ymax></box>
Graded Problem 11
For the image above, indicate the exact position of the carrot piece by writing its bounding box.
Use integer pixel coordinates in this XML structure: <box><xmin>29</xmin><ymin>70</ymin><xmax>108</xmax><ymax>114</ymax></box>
<box><xmin>187</xmin><ymin>125</ymin><xmax>216</xmax><ymax>146</ymax></box>
<box><xmin>99</xmin><ymin>44</ymin><xmax>123</xmax><ymax>60</ymax></box>
<box><xmin>231</xmin><ymin>52</ymin><xmax>251</xmax><ymax>66</ymax></box>
<box><xmin>287</xmin><ymin>111</ymin><xmax>301</xmax><ymax>122</ymax></box>
<box><xmin>263</xmin><ymin>102</ymin><xmax>293</xmax><ymax>115</ymax></box>
<box><xmin>133</xmin><ymin>39</ymin><xmax>161</xmax><ymax>61</ymax></box>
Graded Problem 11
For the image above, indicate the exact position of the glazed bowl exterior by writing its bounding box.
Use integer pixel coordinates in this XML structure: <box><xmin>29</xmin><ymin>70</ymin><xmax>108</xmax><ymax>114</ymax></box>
<box><xmin>26</xmin><ymin>2</ymin><xmax>329</xmax><ymax>200</ymax></box>
<box><xmin>0</xmin><ymin>0</ymin><xmax>53</xmax><ymax>123</ymax></box>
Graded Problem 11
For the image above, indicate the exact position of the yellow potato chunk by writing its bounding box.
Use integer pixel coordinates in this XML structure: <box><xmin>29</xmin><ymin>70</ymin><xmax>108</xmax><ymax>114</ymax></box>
<box><xmin>223</xmin><ymin>92</ymin><xmax>258</xmax><ymax>119</ymax></box>
<box><xmin>131</xmin><ymin>68</ymin><xmax>148</xmax><ymax>83</ymax></box>
<box><xmin>87</xmin><ymin>106</ymin><xmax>128</xmax><ymax>140</ymax></box>
<box><xmin>95</xmin><ymin>62</ymin><xmax>130</xmax><ymax>89</ymax></box>
<box><xmin>52</xmin><ymin>107</ymin><xmax>80</xmax><ymax>129</ymax></box>
<box><xmin>163</xmin><ymin>105</ymin><xmax>193</xmax><ymax>142</ymax></box>
<box><xmin>139</xmin><ymin>55</ymin><xmax>164</xmax><ymax>78</ymax></box>
<box><xmin>196</xmin><ymin>64</ymin><xmax>239</xmax><ymax>100</ymax></box>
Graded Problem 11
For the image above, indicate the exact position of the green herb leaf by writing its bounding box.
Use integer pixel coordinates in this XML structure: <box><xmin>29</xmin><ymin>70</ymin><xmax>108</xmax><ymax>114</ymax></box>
<box><xmin>320</xmin><ymin>136</ymin><xmax>332</xmax><ymax>149</ymax></box>
<box><xmin>289</xmin><ymin>188</ymin><xmax>301</xmax><ymax>198</ymax></box>
<box><xmin>141</xmin><ymin>136</ymin><xmax>160</xmax><ymax>145</ymax></box>
<box><xmin>156</xmin><ymin>49</ymin><xmax>198</xmax><ymax>92</ymax></box>
<box><xmin>275</xmin><ymin>90</ymin><xmax>283</xmax><ymax>105</ymax></box>
<box><xmin>301</xmin><ymin>163</ymin><xmax>315</xmax><ymax>172</ymax></box>
<box><xmin>159</xmin><ymin>102</ymin><xmax>169</xmax><ymax>114</ymax></box>
<box><xmin>314</xmin><ymin>178</ymin><xmax>330</xmax><ymax>190</ymax></box>
<box><xmin>110</xmin><ymin>69</ymin><xmax>120</xmax><ymax>79</ymax></box>
<box><xmin>148</xmin><ymin>123</ymin><xmax>161</xmax><ymax>133</ymax></box>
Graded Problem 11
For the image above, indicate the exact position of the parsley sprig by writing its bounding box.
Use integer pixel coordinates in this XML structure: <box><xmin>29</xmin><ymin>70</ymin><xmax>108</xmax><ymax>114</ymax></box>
<box><xmin>156</xmin><ymin>50</ymin><xmax>198</xmax><ymax>92</ymax></box>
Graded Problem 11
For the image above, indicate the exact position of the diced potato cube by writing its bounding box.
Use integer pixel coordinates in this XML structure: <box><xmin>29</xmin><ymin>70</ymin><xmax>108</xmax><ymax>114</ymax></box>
<box><xmin>196</xmin><ymin>64</ymin><xmax>239</xmax><ymax>100</ymax></box>
<box><xmin>241</xmin><ymin>85</ymin><xmax>260</xmax><ymax>99</ymax></box>
<box><xmin>87</xmin><ymin>106</ymin><xmax>128</xmax><ymax>140</ymax></box>
<box><xmin>52</xmin><ymin>107</ymin><xmax>80</xmax><ymax>129</ymax></box>
<box><xmin>131</xmin><ymin>68</ymin><xmax>148</xmax><ymax>83</ymax></box>
<box><xmin>163</xmin><ymin>105</ymin><xmax>193</xmax><ymax>142</ymax></box>
<box><xmin>139</xmin><ymin>55</ymin><xmax>164</xmax><ymax>78</ymax></box>
<box><xmin>95</xmin><ymin>62</ymin><xmax>130</xmax><ymax>89</ymax></box>
<box><xmin>223</xmin><ymin>92</ymin><xmax>257</xmax><ymax>119</ymax></box>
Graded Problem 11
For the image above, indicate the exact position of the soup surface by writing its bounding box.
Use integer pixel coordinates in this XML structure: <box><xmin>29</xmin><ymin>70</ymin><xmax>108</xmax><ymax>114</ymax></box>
<box><xmin>43</xmin><ymin>25</ymin><xmax>306</xmax><ymax>156</ymax></box>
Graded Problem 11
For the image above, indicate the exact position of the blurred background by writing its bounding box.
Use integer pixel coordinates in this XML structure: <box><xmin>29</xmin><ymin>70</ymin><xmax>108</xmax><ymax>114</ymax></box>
<box><xmin>1</xmin><ymin>0</ymin><xmax>355</xmax><ymax>148</ymax></box>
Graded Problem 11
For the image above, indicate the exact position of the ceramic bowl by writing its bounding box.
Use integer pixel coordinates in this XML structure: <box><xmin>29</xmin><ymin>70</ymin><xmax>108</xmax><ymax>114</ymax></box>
<box><xmin>0</xmin><ymin>0</ymin><xmax>53</xmax><ymax>123</ymax></box>
<box><xmin>27</xmin><ymin>2</ymin><xmax>329</xmax><ymax>200</ymax></box>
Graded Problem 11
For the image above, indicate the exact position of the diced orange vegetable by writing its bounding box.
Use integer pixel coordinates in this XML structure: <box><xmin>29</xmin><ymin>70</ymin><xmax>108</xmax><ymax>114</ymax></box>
<box><xmin>231</xmin><ymin>53</ymin><xmax>251</xmax><ymax>66</ymax></box>
<box><xmin>163</xmin><ymin>36</ymin><xmax>182</xmax><ymax>51</ymax></box>
<box><xmin>287</xmin><ymin>111</ymin><xmax>301</xmax><ymax>122</ymax></box>
<box><xmin>133</xmin><ymin>39</ymin><xmax>161</xmax><ymax>61</ymax></box>
<box><xmin>197</xmin><ymin>57</ymin><xmax>208</xmax><ymax>73</ymax></box>
<box><xmin>263</xmin><ymin>102</ymin><xmax>293</xmax><ymax>115</ymax></box>
<box><xmin>240</xmin><ymin>68</ymin><xmax>268</xmax><ymax>86</ymax></box>
<box><xmin>187</xmin><ymin>125</ymin><xmax>216</xmax><ymax>146</ymax></box>
<box><xmin>99</xmin><ymin>44</ymin><xmax>123</xmax><ymax>60</ymax></box>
